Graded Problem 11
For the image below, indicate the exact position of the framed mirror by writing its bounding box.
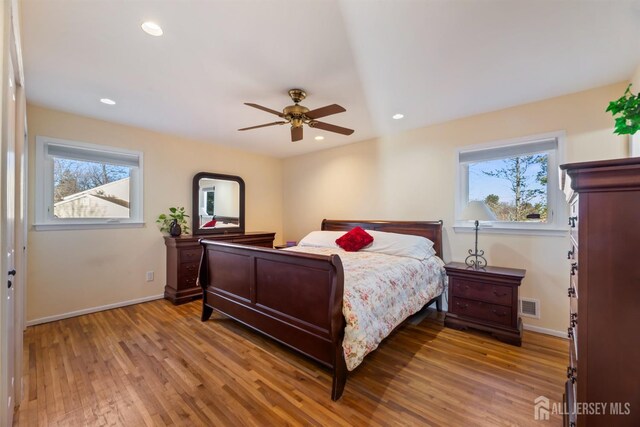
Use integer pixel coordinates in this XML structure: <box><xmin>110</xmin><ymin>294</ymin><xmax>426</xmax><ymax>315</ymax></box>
<box><xmin>192</xmin><ymin>172</ymin><xmax>245</xmax><ymax>235</ymax></box>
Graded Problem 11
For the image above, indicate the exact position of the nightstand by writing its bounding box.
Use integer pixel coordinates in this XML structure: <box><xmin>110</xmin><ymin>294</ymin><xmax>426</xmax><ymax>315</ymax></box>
<box><xmin>444</xmin><ymin>262</ymin><xmax>525</xmax><ymax>346</ymax></box>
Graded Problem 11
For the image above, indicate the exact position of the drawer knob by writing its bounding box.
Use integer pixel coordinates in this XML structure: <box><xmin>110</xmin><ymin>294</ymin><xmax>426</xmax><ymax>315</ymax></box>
<box><xmin>570</xmin><ymin>263</ymin><xmax>578</xmax><ymax>276</ymax></box>
<box><xmin>568</xmin><ymin>216</ymin><xmax>578</xmax><ymax>228</ymax></box>
<box><xmin>567</xmin><ymin>248</ymin><xmax>575</xmax><ymax>259</ymax></box>
<box><xmin>492</xmin><ymin>309</ymin><xmax>506</xmax><ymax>317</ymax></box>
<box><xmin>567</xmin><ymin>327</ymin><xmax>573</xmax><ymax>339</ymax></box>
<box><xmin>566</xmin><ymin>366</ymin><xmax>577</xmax><ymax>383</ymax></box>
<box><xmin>570</xmin><ymin>312</ymin><xmax>578</xmax><ymax>326</ymax></box>
<box><xmin>456</xmin><ymin>302</ymin><xmax>468</xmax><ymax>309</ymax></box>
<box><xmin>493</xmin><ymin>291</ymin><xmax>507</xmax><ymax>297</ymax></box>
<box><xmin>567</xmin><ymin>287</ymin><xmax>576</xmax><ymax>297</ymax></box>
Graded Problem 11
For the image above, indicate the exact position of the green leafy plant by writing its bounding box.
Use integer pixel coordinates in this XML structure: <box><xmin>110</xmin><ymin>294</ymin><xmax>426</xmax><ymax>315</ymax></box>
<box><xmin>156</xmin><ymin>207</ymin><xmax>190</xmax><ymax>234</ymax></box>
<box><xmin>606</xmin><ymin>84</ymin><xmax>640</xmax><ymax>135</ymax></box>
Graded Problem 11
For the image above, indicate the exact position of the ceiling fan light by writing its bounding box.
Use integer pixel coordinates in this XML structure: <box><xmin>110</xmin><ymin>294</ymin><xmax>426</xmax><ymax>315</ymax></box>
<box><xmin>100</xmin><ymin>98</ymin><xmax>116</xmax><ymax>105</ymax></box>
<box><xmin>392</xmin><ymin>113</ymin><xmax>404</xmax><ymax>120</ymax></box>
<box><xmin>314</xmin><ymin>136</ymin><xmax>324</xmax><ymax>141</ymax></box>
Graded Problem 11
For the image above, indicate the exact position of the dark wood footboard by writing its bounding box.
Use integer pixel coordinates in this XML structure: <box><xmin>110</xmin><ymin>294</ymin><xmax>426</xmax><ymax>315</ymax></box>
<box><xmin>198</xmin><ymin>240</ymin><xmax>348</xmax><ymax>400</ymax></box>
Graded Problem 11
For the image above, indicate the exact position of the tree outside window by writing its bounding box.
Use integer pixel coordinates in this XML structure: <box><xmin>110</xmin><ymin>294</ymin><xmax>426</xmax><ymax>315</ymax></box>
<box><xmin>469</xmin><ymin>154</ymin><xmax>548</xmax><ymax>222</ymax></box>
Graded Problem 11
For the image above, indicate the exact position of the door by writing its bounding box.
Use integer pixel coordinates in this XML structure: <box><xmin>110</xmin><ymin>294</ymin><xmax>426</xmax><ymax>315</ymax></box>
<box><xmin>2</xmin><ymin>51</ymin><xmax>17</xmax><ymax>427</ymax></box>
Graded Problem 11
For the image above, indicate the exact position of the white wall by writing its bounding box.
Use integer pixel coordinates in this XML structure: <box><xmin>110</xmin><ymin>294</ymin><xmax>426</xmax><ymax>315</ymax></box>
<box><xmin>26</xmin><ymin>105</ymin><xmax>283</xmax><ymax>323</ymax></box>
<box><xmin>282</xmin><ymin>82</ymin><xmax>628</xmax><ymax>334</ymax></box>
<box><xmin>630</xmin><ymin>65</ymin><xmax>640</xmax><ymax>156</ymax></box>
<box><xmin>26</xmin><ymin>81</ymin><xmax>631</xmax><ymax>334</ymax></box>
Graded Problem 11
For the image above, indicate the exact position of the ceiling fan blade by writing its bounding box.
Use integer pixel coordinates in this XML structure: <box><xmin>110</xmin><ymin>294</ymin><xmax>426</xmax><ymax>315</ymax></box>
<box><xmin>244</xmin><ymin>103</ymin><xmax>284</xmax><ymax>117</ymax></box>
<box><xmin>238</xmin><ymin>121</ymin><xmax>286</xmax><ymax>131</ymax></box>
<box><xmin>291</xmin><ymin>126</ymin><xmax>303</xmax><ymax>142</ymax></box>
<box><xmin>309</xmin><ymin>120</ymin><xmax>354</xmax><ymax>136</ymax></box>
<box><xmin>305</xmin><ymin>104</ymin><xmax>346</xmax><ymax>120</ymax></box>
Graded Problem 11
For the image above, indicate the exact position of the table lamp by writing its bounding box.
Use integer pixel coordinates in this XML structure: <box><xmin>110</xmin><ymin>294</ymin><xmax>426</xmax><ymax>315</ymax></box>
<box><xmin>461</xmin><ymin>201</ymin><xmax>497</xmax><ymax>268</ymax></box>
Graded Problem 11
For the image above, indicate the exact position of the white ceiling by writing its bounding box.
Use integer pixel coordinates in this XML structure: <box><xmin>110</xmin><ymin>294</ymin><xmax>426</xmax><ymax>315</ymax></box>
<box><xmin>20</xmin><ymin>0</ymin><xmax>640</xmax><ymax>158</ymax></box>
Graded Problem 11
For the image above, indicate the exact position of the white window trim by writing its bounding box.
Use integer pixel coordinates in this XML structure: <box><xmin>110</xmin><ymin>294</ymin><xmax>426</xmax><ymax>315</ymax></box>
<box><xmin>454</xmin><ymin>131</ymin><xmax>568</xmax><ymax>237</ymax></box>
<box><xmin>34</xmin><ymin>136</ymin><xmax>144</xmax><ymax>230</ymax></box>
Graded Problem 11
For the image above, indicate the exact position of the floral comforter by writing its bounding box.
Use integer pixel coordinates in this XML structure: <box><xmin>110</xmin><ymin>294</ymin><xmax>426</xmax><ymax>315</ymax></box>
<box><xmin>284</xmin><ymin>246</ymin><xmax>446</xmax><ymax>371</ymax></box>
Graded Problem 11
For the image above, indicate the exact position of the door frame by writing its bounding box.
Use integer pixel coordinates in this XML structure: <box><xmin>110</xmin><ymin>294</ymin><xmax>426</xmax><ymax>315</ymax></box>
<box><xmin>11</xmin><ymin>1</ymin><xmax>26</xmax><ymax>408</ymax></box>
<box><xmin>0</xmin><ymin>0</ymin><xmax>26</xmax><ymax>423</ymax></box>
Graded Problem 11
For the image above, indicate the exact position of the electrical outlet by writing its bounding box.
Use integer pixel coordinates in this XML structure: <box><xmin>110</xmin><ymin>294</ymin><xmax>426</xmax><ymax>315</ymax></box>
<box><xmin>146</xmin><ymin>271</ymin><xmax>154</xmax><ymax>282</ymax></box>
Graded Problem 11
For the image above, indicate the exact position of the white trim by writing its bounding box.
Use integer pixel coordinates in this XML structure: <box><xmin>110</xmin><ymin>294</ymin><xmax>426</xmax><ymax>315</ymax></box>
<box><xmin>34</xmin><ymin>135</ymin><xmax>144</xmax><ymax>229</ymax></box>
<box><xmin>453</xmin><ymin>224</ymin><xmax>568</xmax><ymax>237</ymax></box>
<box><xmin>523</xmin><ymin>323</ymin><xmax>568</xmax><ymax>339</ymax></box>
<box><xmin>33</xmin><ymin>221</ymin><xmax>145</xmax><ymax>231</ymax></box>
<box><xmin>458</xmin><ymin>130</ymin><xmax>567</xmax><ymax>155</ymax></box>
<box><xmin>455</xmin><ymin>130</ymin><xmax>567</xmax><ymax>232</ymax></box>
<box><xmin>26</xmin><ymin>294</ymin><xmax>164</xmax><ymax>326</ymax></box>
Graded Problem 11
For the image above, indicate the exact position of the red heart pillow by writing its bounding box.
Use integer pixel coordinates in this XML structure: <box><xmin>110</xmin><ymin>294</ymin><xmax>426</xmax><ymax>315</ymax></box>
<box><xmin>203</xmin><ymin>219</ymin><xmax>217</xmax><ymax>227</ymax></box>
<box><xmin>336</xmin><ymin>227</ymin><xmax>374</xmax><ymax>252</ymax></box>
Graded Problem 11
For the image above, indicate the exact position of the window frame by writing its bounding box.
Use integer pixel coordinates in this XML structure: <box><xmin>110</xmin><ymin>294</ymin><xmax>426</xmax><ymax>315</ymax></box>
<box><xmin>34</xmin><ymin>136</ymin><xmax>144</xmax><ymax>230</ymax></box>
<box><xmin>454</xmin><ymin>131</ymin><xmax>567</xmax><ymax>236</ymax></box>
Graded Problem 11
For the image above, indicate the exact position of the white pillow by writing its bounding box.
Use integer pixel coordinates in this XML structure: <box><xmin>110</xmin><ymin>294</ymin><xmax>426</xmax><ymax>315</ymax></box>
<box><xmin>298</xmin><ymin>230</ymin><xmax>346</xmax><ymax>248</ymax></box>
<box><xmin>361</xmin><ymin>230</ymin><xmax>435</xmax><ymax>260</ymax></box>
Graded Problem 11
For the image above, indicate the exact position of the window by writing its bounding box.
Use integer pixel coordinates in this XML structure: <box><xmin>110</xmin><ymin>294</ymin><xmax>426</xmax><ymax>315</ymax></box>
<box><xmin>456</xmin><ymin>132</ymin><xmax>566</xmax><ymax>235</ymax></box>
<box><xmin>35</xmin><ymin>136</ymin><xmax>143</xmax><ymax>229</ymax></box>
<box><xmin>202</xmin><ymin>186</ymin><xmax>215</xmax><ymax>216</ymax></box>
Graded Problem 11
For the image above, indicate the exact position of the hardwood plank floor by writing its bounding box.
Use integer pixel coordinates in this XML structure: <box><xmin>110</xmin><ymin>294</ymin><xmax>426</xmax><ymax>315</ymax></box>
<box><xmin>14</xmin><ymin>300</ymin><xmax>567</xmax><ymax>426</ymax></box>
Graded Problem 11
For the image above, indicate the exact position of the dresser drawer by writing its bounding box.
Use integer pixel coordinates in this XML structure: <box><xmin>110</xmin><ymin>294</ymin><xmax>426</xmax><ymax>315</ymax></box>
<box><xmin>180</xmin><ymin>248</ymin><xmax>202</xmax><ymax>263</ymax></box>
<box><xmin>568</xmin><ymin>320</ymin><xmax>578</xmax><ymax>360</ymax></box>
<box><xmin>450</xmin><ymin>297</ymin><xmax>512</xmax><ymax>327</ymax></box>
<box><xmin>451</xmin><ymin>279</ymin><xmax>512</xmax><ymax>306</ymax></box>
<box><xmin>564</xmin><ymin>380</ymin><xmax>577</xmax><ymax>427</ymax></box>
<box><xmin>570</xmin><ymin>272</ymin><xmax>578</xmax><ymax>296</ymax></box>
<box><xmin>569</xmin><ymin>331</ymin><xmax>577</xmax><ymax>370</ymax></box>
<box><xmin>567</xmin><ymin>243</ymin><xmax>577</xmax><ymax>261</ymax></box>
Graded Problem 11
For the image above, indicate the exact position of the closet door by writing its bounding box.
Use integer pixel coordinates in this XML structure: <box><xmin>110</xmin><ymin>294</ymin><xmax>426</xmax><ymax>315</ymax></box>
<box><xmin>1</xmin><ymin>48</ymin><xmax>17</xmax><ymax>427</ymax></box>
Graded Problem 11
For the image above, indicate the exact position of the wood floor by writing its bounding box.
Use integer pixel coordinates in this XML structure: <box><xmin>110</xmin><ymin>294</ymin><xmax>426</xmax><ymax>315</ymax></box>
<box><xmin>14</xmin><ymin>299</ymin><xmax>567</xmax><ymax>426</ymax></box>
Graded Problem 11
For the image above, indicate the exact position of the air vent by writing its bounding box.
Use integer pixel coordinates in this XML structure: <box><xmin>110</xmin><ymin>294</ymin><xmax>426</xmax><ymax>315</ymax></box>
<box><xmin>519</xmin><ymin>298</ymin><xmax>540</xmax><ymax>319</ymax></box>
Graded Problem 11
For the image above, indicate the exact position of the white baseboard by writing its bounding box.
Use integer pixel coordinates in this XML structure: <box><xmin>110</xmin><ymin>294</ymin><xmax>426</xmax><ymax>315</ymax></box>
<box><xmin>26</xmin><ymin>294</ymin><xmax>164</xmax><ymax>326</ymax></box>
<box><xmin>523</xmin><ymin>323</ymin><xmax>567</xmax><ymax>339</ymax></box>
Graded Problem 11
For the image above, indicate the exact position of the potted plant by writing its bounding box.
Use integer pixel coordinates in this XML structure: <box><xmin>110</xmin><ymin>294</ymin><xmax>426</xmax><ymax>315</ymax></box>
<box><xmin>157</xmin><ymin>207</ymin><xmax>190</xmax><ymax>237</ymax></box>
<box><xmin>606</xmin><ymin>83</ymin><xmax>640</xmax><ymax>135</ymax></box>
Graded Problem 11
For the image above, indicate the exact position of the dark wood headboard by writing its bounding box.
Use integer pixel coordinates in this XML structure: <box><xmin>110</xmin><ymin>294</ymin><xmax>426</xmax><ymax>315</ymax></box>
<box><xmin>321</xmin><ymin>219</ymin><xmax>444</xmax><ymax>259</ymax></box>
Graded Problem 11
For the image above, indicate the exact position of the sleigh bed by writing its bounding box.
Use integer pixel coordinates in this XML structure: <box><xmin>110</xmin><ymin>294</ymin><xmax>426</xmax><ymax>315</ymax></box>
<box><xmin>198</xmin><ymin>219</ymin><xmax>445</xmax><ymax>400</ymax></box>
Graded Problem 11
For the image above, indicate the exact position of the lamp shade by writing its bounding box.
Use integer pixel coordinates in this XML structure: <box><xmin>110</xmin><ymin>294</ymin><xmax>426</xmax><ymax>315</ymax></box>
<box><xmin>461</xmin><ymin>201</ymin><xmax>497</xmax><ymax>221</ymax></box>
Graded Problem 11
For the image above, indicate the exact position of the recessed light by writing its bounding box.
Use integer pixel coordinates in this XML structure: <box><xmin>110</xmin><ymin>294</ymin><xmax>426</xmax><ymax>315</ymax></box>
<box><xmin>100</xmin><ymin>98</ymin><xmax>116</xmax><ymax>105</ymax></box>
<box><xmin>141</xmin><ymin>21</ymin><xmax>163</xmax><ymax>37</ymax></box>
<box><xmin>314</xmin><ymin>136</ymin><xmax>325</xmax><ymax>141</ymax></box>
<box><xmin>392</xmin><ymin>113</ymin><xmax>404</xmax><ymax>120</ymax></box>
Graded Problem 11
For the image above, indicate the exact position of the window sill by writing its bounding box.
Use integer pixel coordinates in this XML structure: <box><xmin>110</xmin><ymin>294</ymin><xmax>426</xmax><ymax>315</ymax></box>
<box><xmin>33</xmin><ymin>222</ymin><xmax>145</xmax><ymax>231</ymax></box>
<box><xmin>453</xmin><ymin>224</ymin><xmax>568</xmax><ymax>237</ymax></box>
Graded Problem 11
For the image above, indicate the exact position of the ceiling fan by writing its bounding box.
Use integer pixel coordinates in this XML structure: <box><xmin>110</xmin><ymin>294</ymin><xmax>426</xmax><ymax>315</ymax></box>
<box><xmin>238</xmin><ymin>89</ymin><xmax>354</xmax><ymax>142</ymax></box>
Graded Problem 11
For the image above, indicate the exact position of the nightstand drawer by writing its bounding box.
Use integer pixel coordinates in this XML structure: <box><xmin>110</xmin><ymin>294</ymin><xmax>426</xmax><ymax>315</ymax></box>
<box><xmin>180</xmin><ymin>262</ymin><xmax>199</xmax><ymax>276</ymax></box>
<box><xmin>180</xmin><ymin>248</ymin><xmax>202</xmax><ymax>263</ymax></box>
<box><xmin>181</xmin><ymin>274</ymin><xmax>197</xmax><ymax>288</ymax></box>
<box><xmin>450</xmin><ymin>297</ymin><xmax>512</xmax><ymax>327</ymax></box>
<box><xmin>450</xmin><ymin>279</ymin><xmax>512</xmax><ymax>306</ymax></box>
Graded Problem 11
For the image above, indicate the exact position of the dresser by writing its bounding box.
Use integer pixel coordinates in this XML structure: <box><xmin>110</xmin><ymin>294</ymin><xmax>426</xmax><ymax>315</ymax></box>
<box><xmin>164</xmin><ymin>232</ymin><xmax>275</xmax><ymax>304</ymax></box>
<box><xmin>444</xmin><ymin>262</ymin><xmax>525</xmax><ymax>346</ymax></box>
<box><xmin>560</xmin><ymin>157</ymin><xmax>640</xmax><ymax>427</ymax></box>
